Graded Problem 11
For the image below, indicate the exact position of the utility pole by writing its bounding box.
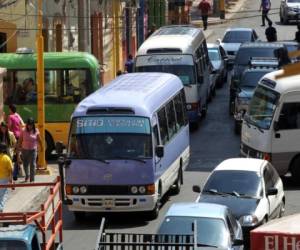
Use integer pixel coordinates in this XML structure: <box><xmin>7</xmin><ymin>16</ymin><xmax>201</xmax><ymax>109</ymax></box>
<box><xmin>220</xmin><ymin>0</ymin><xmax>225</xmax><ymax>19</ymax></box>
<box><xmin>113</xmin><ymin>0</ymin><xmax>121</xmax><ymax>75</ymax></box>
<box><xmin>37</xmin><ymin>0</ymin><xmax>47</xmax><ymax>171</ymax></box>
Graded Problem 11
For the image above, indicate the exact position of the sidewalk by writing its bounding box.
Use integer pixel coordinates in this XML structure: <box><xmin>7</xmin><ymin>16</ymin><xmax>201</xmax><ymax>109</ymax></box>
<box><xmin>190</xmin><ymin>0</ymin><xmax>246</xmax><ymax>28</ymax></box>
<box><xmin>3</xmin><ymin>164</ymin><xmax>59</xmax><ymax>213</ymax></box>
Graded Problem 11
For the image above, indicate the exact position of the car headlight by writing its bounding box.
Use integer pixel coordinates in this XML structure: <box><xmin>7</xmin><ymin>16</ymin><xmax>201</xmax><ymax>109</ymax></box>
<box><xmin>72</xmin><ymin>186</ymin><xmax>80</xmax><ymax>194</ymax></box>
<box><xmin>239</xmin><ymin>215</ymin><xmax>259</xmax><ymax>226</ymax></box>
<box><xmin>131</xmin><ymin>186</ymin><xmax>138</xmax><ymax>194</ymax></box>
<box><xmin>139</xmin><ymin>186</ymin><xmax>146</xmax><ymax>194</ymax></box>
<box><xmin>80</xmin><ymin>186</ymin><xmax>87</xmax><ymax>194</ymax></box>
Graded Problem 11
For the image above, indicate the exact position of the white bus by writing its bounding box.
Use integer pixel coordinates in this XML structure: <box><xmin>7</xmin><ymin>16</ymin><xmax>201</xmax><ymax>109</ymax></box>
<box><xmin>64</xmin><ymin>73</ymin><xmax>190</xmax><ymax>220</ymax></box>
<box><xmin>241</xmin><ymin>70</ymin><xmax>300</xmax><ymax>181</ymax></box>
<box><xmin>135</xmin><ymin>25</ymin><xmax>211</xmax><ymax>125</ymax></box>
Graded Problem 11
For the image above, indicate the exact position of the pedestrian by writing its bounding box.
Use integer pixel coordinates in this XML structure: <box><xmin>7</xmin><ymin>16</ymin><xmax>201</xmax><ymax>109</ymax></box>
<box><xmin>0</xmin><ymin>121</ymin><xmax>16</xmax><ymax>160</ymax></box>
<box><xmin>265</xmin><ymin>21</ymin><xmax>277</xmax><ymax>42</ymax></box>
<box><xmin>260</xmin><ymin>0</ymin><xmax>272</xmax><ymax>27</ymax></box>
<box><xmin>17</xmin><ymin>117</ymin><xmax>42</xmax><ymax>182</ymax></box>
<box><xmin>0</xmin><ymin>143</ymin><xmax>13</xmax><ymax>212</ymax></box>
<box><xmin>125</xmin><ymin>54</ymin><xmax>134</xmax><ymax>73</ymax></box>
<box><xmin>198</xmin><ymin>0</ymin><xmax>211</xmax><ymax>30</ymax></box>
<box><xmin>295</xmin><ymin>24</ymin><xmax>300</xmax><ymax>43</ymax></box>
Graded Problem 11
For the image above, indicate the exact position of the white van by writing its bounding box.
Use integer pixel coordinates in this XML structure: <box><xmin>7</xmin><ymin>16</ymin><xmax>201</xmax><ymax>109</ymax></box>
<box><xmin>241</xmin><ymin>70</ymin><xmax>300</xmax><ymax>181</ymax></box>
<box><xmin>135</xmin><ymin>25</ymin><xmax>211</xmax><ymax>125</ymax></box>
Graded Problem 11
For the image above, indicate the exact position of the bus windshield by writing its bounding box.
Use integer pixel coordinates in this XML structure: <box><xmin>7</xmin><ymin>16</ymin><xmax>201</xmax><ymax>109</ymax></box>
<box><xmin>135</xmin><ymin>65</ymin><xmax>196</xmax><ymax>85</ymax></box>
<box><xmin>246</xmin><ymin>85</ymin><xmax>279</xmax><ymax>129</ymax></box>
<box><xmin>68</xmin><ymin>116</ymin><xmax>153</xmax><ymax>160</ymax></box>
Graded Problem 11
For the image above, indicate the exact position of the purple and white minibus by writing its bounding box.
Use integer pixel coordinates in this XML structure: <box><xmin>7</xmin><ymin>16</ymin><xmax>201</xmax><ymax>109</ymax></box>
<box><xmin>63</xmin><ymin>73</ymin><xmax>190</xmax><ymax>220</ymax></box>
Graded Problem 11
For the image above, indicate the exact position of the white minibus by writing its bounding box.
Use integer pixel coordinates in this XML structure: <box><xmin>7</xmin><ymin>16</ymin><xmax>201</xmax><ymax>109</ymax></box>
<box><xmin>63</xmin><ymin>73</ymin><xmax>190</xmax><ymax>220</ymax></box>
<box><xmin>135</xmin><ymin>25</ymin><xmax>210</xmax><ymax>125</ymax></box>
<box><xmin>241</xmin><ymin>70</ymin><xmax>300</xmax><ymax>181</ymax></box>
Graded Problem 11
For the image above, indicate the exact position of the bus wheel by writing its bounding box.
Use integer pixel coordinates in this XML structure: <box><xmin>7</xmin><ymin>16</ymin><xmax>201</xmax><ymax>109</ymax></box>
<box><xmin>45</xmin><ymin>132</ymin><xmax>54</xmax><ymax>159</ymax></box>
<box><xmin>172</xmin><ymin>167</ymin><xmax>182</xmax><ymax>195</ymax></box>
<box><xmin>73</xmin><ymin>211</ymin><xmax>86</xmax><ymax>221</ymax></box>
<box><xmin>290</xmin><ymin>157</ymin><xmax>300</xmax><ymax>183</ymax></box>
<box><xmin>145</xmin><ymin>186</ymin><xmax>161</xmax><ymax>220</ymax></box>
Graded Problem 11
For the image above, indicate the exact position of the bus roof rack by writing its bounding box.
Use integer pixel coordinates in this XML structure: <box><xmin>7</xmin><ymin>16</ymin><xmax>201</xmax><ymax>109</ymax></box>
<box><xmin>16</xmin><ymin>47</ymin><xmax>34</xmax><ymax>54</ymax></box>
<box><xmin>249</xmin><ymin>57</ymin><xmax>279</xmax><ymax>68</ymax></box>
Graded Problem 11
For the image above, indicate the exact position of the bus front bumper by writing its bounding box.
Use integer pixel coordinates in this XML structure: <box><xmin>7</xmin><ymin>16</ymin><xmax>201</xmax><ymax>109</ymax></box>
<box><xmin>66</xmin><ymin>194</ymin><xmax>158</xmax><ymax>212</ymax></box>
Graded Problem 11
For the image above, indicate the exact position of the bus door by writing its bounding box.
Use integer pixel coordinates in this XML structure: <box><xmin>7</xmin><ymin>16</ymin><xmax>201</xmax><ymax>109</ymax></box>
<box><xmin>272</xmin><ymin>92</ymin><xmax>300</xmax><ymax>170</ymax></box>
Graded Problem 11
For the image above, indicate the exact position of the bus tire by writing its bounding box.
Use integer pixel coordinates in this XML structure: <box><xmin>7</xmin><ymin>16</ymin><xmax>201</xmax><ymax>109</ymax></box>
<box><xmin>172</xmin><ymin>167</ymin><xmax>182</xmax><ymax>195</ymax></box>
<box><xmin>45</xmin><ymin>132</ymin><xmax>54</xmax><ymax>159</ymax></box>
<box><xmin>145</xmin><ymin>185</ymin><xmax>161</xmax><ymax>221</ymax></box>
<box><xmin>290</xmin><ymin>156</ymin><xmax>300</xmax><ymax>183</ymax></box>
<box><xmin>73</xmin><ymin>211</ymin><xmax>85</xmax><ymax>221</ymax></box>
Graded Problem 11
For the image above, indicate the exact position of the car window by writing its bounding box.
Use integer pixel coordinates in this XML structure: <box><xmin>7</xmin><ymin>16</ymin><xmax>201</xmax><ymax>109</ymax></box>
<box><xmin>226</xmin><ymin>216</ymin><xmax>235</xmax><ymax>241</ymax></box>
<box><xmin>208</xmin><ymin>49</ymin><xmax>221</xmax><ymax>61</ymax></box>
<box><xmin>228</xmin><ymin>211</ymin><xmax>239</xmax><ymax>235</ymax></box>
<box><xmin>203</xmin><ymin>170</ymin><xmax>262</xmax><ymax>197</ymax></box>
<box><xmin>278</xmin><ymin>103</ymin><xmax>300</xmax><ymax>130</ymax></box>
<box><xmin>264</xmin><ymin>168</ymin><xmax>273</xmax><ymax>191</ymax></box>
<box><xmin>267</xmin><ymin>164</ymin><xmax>280</xmax><ymax>186</ymax></box>
<box><xmin>235</xmin><ymin>47</ymin><xmax>278</xmax><ymax>65</ymax></box>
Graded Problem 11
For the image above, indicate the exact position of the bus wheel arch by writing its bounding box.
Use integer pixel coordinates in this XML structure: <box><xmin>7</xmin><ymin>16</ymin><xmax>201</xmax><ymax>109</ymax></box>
<box><xmin>45</xmin><ymin>131</ymin><xmax>55</xmax><ymax>159</ymax></box>
<box><xmin>289</xmin><ymin>154</ymin><xmax>300</xmax><ymax>182</ymax></box>
<box><xmin>145</xmin><ymin>182</ymin><xmax>161</xmax><ymax>220</ymax></box>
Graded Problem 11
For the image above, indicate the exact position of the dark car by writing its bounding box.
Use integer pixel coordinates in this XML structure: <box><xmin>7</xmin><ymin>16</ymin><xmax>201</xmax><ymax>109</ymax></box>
<box><xmin>233</xmin><ymin>64</ymin><xmax>278</xmax><ymax>134</ymax></box>
<box><xmin>193</xmin><ymin>158</ymin><xmax>285</xmax><ymax>244</ymax></box>
<box><xmin>229</xmin><ymin>42</ymin><xmax>289</xmax><ymax>114</ymax></box>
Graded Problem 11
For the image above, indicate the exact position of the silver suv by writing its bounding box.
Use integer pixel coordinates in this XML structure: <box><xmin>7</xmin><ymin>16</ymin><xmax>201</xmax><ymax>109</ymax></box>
<box><xmin>280</xmin><ymin>0</ymin><xmax>300</xmax><ymax>24</ymax></box>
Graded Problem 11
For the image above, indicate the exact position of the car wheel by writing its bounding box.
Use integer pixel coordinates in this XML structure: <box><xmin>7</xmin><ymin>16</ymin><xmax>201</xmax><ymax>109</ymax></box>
<box><xmin>172</xmin><ymin>167</ymin><xmax>183</xmax><ymax>195</ymax></box>
<box><xmin>201</xmin><ymin>102</ymin><xmax>208</xmax><ymax>118</ymax></box>
<box><xmin>279</xmin><ymin>200</ymin><xmax>285</xmax><ymax>218</ymax></box>
<box><xmin>290</xmin><ymin>157</ymin><xmax>300</xmax><ymax>183</ymax></box>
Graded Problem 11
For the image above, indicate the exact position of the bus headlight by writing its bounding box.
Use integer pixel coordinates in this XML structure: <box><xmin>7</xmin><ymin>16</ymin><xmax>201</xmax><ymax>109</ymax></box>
<box><xmin>131</xmin><ymin>186</ymin><xmax>138</xmax><ymax>194</ymax></box>
<box><xmin>139</xmin><ymin>186</ymin><xmax>146</xmax><ymax>194</ymax></box>
<box><xmin>80</xmin><ymin>186</ymin><xmax>87</xmax><ymax>194</ymax></box>
<box><xmin>72</xmin><ymin>186</ymin><xmax>80</xmax><ymax>194</ymax></box>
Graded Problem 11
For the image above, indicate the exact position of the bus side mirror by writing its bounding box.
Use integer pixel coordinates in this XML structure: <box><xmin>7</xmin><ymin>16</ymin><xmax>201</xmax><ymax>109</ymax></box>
<box><xmin>273</xmin><ymin>121</ymin><xmax>280</xmax><ymax>131</ymax></box>
<box><xmin>155</xmin><ymin>145</ymin><xmax>164</xmax><ymax>158</ymax></box>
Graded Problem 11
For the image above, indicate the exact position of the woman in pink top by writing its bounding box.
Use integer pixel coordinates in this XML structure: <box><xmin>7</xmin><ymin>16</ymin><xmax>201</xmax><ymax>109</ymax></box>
<box><xmin>7</xmin><ymin>104</ymin><xmax>24</xmax><ymax>140</ymax></box>
<box><xmin>17</xmin><ymin>118</ymin><xmax>42</xmax><ymax>182</ymax></box>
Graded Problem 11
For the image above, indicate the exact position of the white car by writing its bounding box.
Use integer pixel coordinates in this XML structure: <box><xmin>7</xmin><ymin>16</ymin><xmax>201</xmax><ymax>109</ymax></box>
<box><xmin>280</xmin><ymin>0</ymin><xmax>300</xmax><ymax>24</ymax></box>
<box><xmin>193</xmin><ymin>158</ymin><xmax>285</xmax><ymax>243</ymax></box>
<box><xmin>218</xmin><ymin>28</ymin><xmax>259</xmax><ymax>66</ymax></box>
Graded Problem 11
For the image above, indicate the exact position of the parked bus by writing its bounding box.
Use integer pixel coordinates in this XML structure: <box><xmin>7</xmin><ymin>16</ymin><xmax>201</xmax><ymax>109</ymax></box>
<box><xmin>135</xmin><ymin>25</ymin><xmax>211</xmax><ymax>125</ymax></box>
<box><xmin>241</xmin><ymin>70</ymin><xmax>300</xmax><ymax>181</ymax></box>
<box><xmin>62</xmin><ymin>73</ymin><xmax>190</xmax><ymax>221</ymax></box>
<box><xmin>1</xmin><ymin>49</ymin><xmax>100</xmax><ymax>157</ymax></box>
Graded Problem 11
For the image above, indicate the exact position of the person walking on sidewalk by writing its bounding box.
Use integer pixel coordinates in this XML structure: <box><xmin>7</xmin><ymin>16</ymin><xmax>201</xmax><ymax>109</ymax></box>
<box><xmin>260</xmin><ymin>0</ymin><xmax>272</xmax><ymax>26</ymax></box>
<box><xmin>17</xmin><ymin>118</ymin><xmax>42</xmax><ymax>182</ymax></box>
<box><xmin>0</xmin><ymin>143</ymin><xmax>13</xmax><ymax>212</ymax></box>
<box><xmin>265</xmin><ymin>21</ymin><xmax>277</xmax><ymax>42</ymax></box>
<box><xmin>198</xmin><ymin>0</ymin><xmax>211</xmax><ymax>30</ymax></box>
<box><xmin>0</xmin><ymin>121</ymin><xmax>16</xmax><ymax>160</ymax></box>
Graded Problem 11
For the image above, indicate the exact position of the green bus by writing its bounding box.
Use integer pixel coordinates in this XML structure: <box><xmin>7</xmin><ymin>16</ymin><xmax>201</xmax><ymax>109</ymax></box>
<box><xmin>1</xmin><ymin>49</ymin><xmax>101</xmax><ymax>157</ymax></box>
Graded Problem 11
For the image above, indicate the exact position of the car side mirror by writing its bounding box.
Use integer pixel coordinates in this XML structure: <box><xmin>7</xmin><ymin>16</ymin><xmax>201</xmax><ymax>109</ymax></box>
<box><xmin>155</xmin><ymin>145</ymin><xmax>164</xmax><ymax>158</ymax></box>
<box><xmin>273</xmin><ymin>121</ymin><xmax>280</xmax><ymax>131</ymax></box>
<box><xmin>233</xmin><ymin>239</ymin><xmax>244</xmax><ymax>246</ymax></box>
<box><xmin>267</xmin><ymin>187</ymin><xmax>278</xmax><ymax>196</ymax></box>
<box><xmin>192</xmin><ymin>185</ymin><xmax>201</xmax><ymax>193</ymax></box>
<box><xmin>55</xmin><ymin>141</ymin><xmax>65</xmax><ymax>156</ymax></box>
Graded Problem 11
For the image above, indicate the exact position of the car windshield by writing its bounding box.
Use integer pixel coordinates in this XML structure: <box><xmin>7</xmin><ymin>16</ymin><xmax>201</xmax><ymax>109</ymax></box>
<box><xmin>240</xmin><ymin>71</ymin><xmax>269</xmax><ymax>88</ymax></box>
<box><xmin>68</xmin><ymin>116</ymin><xmax>152</xmax><ymax>160</ymax></box>
<box><xmin>222</xmin><ymin>31</ymin><xmax>252</xmax><ymax>43</ymax></box>
<box><xmin>135</xmin><ymin>65</ymin><xmax>196</xmax><ymax>85</ymax></box>
<box><xmin>246</xmin><ymin>85</ymin><xmax>279</xmax><ymax>129</ymax></box>
<box><xmin>235</xmin><ymin>48</ymin><xmax>278</xmax><ymax>65</ymax></box>
<box><xmin>208</xmin><ymin>49</ymin><xmax>221</xmax><ymax>61</ymax></box>
<box><xmin>158</xmin><ymin>216</ymin><xmax>228</xmax><ymax>248</ymax></box>
<box><xmin>288</xmin><ymin>0</ymin><xmax>300</xmax><ymax>2</ymax></box>
<box><xmin>203</xmin><ymin>170</ymin><xmax>262</xmax><ymax>197</ymax></box>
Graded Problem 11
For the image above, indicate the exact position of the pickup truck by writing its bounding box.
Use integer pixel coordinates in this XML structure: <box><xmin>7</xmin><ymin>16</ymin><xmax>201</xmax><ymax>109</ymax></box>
<box><xmin>0</xmin><ymin>177</ymin><xmax>63</xmax><ymax>250</ymax></box>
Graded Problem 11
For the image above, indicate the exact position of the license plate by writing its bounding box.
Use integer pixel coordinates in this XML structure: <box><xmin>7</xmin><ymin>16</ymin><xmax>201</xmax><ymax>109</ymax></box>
<box><xmin>103</xmin><ymin>199</ymin><xmax>114</xmax><ymax>208</ymax></box>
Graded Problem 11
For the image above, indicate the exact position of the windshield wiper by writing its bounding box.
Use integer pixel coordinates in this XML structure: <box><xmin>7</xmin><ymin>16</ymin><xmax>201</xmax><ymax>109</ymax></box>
<box><xmin>244</xmin><ymin>115</ymin><xmax>264</xmax><ymax>133</ymax></box>
<box><xmin>74</xmin><ymin>156</ymin><xmax>110</xmax><ymax>164</ymax></box>
<box><xmin>238</xmin><ymin>194</ymin><xmax>260</xmax><ymax>199</ymax></box>
<box><xmin>224</xmin><ymin>190</ymin><xmax>240</xmax><ymax>197</ymax></box>
<box><xmin>203</xmin><ymin>189</ymin><xmax>228</xmax><ymax>196</ymax></box>
<box><xmin>112</xmin><ymin>156</ymin><xmax>146</xmax><ymax>163</ymax></box>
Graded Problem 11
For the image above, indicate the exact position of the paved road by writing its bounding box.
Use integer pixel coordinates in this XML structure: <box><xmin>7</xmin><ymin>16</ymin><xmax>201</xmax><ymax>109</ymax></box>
<box><xmin>61</xmin><ymin>1</ymin><xmax>300</xmax><ymax>249</ymax></box>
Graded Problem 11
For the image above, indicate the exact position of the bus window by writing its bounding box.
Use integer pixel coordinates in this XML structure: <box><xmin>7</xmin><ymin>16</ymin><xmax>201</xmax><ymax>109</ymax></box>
<box><xmin>153</xmin><ymin>125</ymin><xmax>160</xmax><ymax>147</ymax></box>
<box><xmin>174</xmin><ymin>93</ymin><xmax>185</xmax><ymax>128</ymax></box>
<box><xmin>166</xmin><ymin>100</ymin><xmax>177</xmax><ymax>138</ymax></box>
<box><xmin>278</xmin><ymin>103</ymin><xmax>300</xmax><ymax>130</ymax></box>
<box><xmin>158</xmin><ymin>108</ymin><xmax>169</xmax><ymax>145</ymax></box>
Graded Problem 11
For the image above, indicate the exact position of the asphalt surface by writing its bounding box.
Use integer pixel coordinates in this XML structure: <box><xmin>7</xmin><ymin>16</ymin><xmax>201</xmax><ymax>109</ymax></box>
<box><xmin>61</xmin><ymin>0</ymin><xmax>300</xmax><ymax>249</ymax></box>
